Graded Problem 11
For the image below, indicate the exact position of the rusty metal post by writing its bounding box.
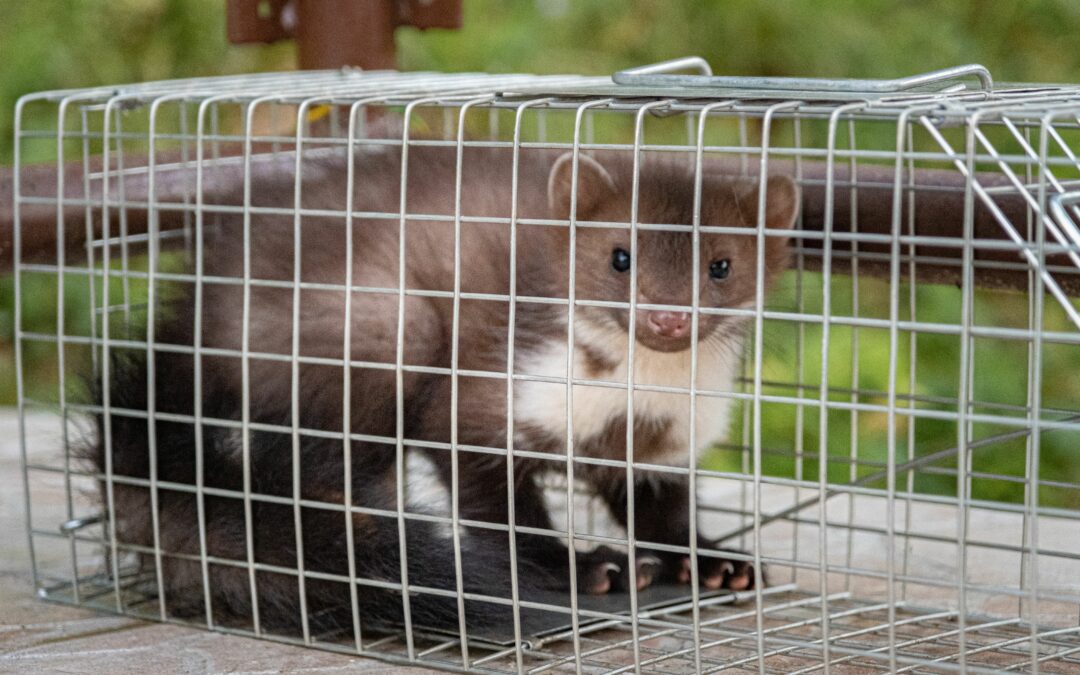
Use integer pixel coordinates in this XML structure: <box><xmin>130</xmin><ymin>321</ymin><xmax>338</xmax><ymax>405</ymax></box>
<box><xmin>226</xmin><ymin>0</ymin><xmax>463</xmax><ymax>70</ymax></box>
<box><xmin>294</xmin><ymin>0</ymin><xmax>398</xmax><ymax>70</ymax></box>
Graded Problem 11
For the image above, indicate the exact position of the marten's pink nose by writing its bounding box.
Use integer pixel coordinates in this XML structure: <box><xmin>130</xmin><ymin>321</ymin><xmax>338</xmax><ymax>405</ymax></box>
<box><xmin>647</xmin><ymin>311</ymin><xmax>690</xmax><ymax>339</ymax></box>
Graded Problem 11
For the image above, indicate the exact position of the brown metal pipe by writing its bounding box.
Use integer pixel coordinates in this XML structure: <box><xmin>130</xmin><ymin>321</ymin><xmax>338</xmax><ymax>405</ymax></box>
<box><xmin>294</xmin><ymin>0</ymin><xmax>397</xmax><ymax>71</ymax></box>
<box><xmin>772</xmin><ymin>159</ymin><xmax>1079</xmax><ymax>294</ymax></box>
<box><xmin>226</xmin><ymin>0</ymin><xmax>463</xmax><ymax>71</ymax></box>
<box><xmin>1</xmin><ymin>153</ymin><xmax>1076</xmax><ymax>295</ymax></box>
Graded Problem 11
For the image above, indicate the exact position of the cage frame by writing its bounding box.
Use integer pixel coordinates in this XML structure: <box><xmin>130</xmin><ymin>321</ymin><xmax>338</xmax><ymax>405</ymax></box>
<box><xmin>13</xmin><ymin>60</ymin><xmax>1080</xmax><ymax>673</ymax></box>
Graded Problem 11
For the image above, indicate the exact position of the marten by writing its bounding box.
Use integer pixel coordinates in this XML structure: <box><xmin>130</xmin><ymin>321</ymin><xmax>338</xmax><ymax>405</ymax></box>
<box><xmin>86</xmin><ymin>143</ymin><xmax>799</xmax><ymax>638</ymax></box>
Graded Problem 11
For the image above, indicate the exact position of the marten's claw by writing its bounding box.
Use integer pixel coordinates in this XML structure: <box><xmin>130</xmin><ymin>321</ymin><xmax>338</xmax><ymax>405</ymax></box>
<box><xmin>578</xmin><ymin>548</ymin><xmax>667</xmax><ymax>594</ymax></box>
<box><xmin>676</xmin><ymin>551</ymin><xmax>759</xmax><ymax>591</ymax></box>
<box><xmin>580</xmin><ymin>559</ymin><xmax>622</xmax><ymax>595</ymax></box>
<box><xmin>629</xmin><ymin>554</ymin><xmax>663</xmax><ymax>591</ymax></box>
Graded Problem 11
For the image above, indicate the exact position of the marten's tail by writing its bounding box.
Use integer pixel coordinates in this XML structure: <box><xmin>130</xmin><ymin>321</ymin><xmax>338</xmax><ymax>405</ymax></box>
<box><xmin>81</xmin><ymin>339</ymin><xmax>535</xmax><ymax>638</ymax></box>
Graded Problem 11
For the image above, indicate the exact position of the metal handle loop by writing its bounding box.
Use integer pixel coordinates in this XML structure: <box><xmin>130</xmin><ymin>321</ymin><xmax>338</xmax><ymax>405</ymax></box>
<box><xmin>1048</xmin><ymin>191</ymin><xmax>1080</xmax><ymax>253</ymax></box>
<box><xmin>613</xmin><ymin>57</ymin><xmax>993</xmax><ymax>94</ymax></box>
<box><xmin>614</xmin><ymin>56</ymin><xmax>713</xmax><ymax>79</ymax></box>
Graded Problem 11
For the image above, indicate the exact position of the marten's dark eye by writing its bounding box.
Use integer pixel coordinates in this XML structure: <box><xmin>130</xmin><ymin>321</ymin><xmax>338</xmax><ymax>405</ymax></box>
<box><xmin>709</xmin><ymin>258</ymin><xmax>731</xmax><ymax>280</ymax></box>
<box><xmin>611</xmin><ymin>248</ymin><xmax>631</xmax><ymax>273</ymax></box>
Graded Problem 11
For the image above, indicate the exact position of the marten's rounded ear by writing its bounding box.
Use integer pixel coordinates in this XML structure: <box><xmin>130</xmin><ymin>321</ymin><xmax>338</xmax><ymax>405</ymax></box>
<box><xmin>765</xmin><ymin>175</ymin><xmax>800</xmax><ymax>229</ymax></box>
<box><xmin>738</xmin><ymin>175</ymin><xmax>801</xmax><ymax>230</ymax></box>
<box><xmin>547</xmin><ymin>152</ymin><xmax>617</xmax><ymax>220</ymax></box>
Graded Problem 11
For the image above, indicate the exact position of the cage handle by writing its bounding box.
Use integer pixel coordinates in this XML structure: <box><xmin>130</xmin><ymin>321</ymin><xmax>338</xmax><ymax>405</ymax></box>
<box><xmin>613</xmin><ymin>57</ymin><xmax>993</xmax><ymax>93</ymax></box>
<box><xmin>1049</xmin><ymin>191</ymin><xmax>1080</xmax><ymax>255</ymax></box>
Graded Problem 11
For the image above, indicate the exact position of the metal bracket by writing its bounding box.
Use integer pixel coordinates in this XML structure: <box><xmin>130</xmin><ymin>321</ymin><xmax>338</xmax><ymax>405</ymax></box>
<box><xmin>613</xmin><ymin>56</ymin><xmax>993</xmax><ymax>94</ymax></box>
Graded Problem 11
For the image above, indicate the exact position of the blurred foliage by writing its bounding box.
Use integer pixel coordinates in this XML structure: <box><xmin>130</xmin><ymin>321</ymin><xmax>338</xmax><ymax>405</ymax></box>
<box><xmin>400</xmin><ymin>0</ymin><xmax>1080</xmax><ymax>84</ymax></box>
<box><xmin>0</xmin><ymin>0</ymin><xmax>294</xmax><ymax>164</ymax></box>
<box><xmin>5</xmin><ymin>0</ymin><xmax>1080</xmax><ymax>162</ymax></box>
<box><xmin>2</xmin><ymin>0</ymin><xmax>1080</xmax><ymax>505</ymax></box>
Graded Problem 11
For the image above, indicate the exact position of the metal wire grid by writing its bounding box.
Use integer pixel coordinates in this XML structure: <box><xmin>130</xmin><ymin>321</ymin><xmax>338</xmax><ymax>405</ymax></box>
<box><xmin>13</xmin><ymin>68</ymin><xmax>1080</xmax><ymax>673</ymax></box>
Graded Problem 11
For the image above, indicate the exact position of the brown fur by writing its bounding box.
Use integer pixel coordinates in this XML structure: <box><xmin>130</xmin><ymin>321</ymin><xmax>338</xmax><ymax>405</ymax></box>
<box><xmin>87</xmin><ymin>143</ymin><xmax>799</xmax><ymax>635</ymax></box>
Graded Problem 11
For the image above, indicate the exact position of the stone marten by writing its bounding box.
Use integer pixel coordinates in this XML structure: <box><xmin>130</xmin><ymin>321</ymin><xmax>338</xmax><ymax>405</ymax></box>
<box><xmin>85</xmin><ymin>143</ymin><xmax>799</xmax><ymax>637</ymax></box>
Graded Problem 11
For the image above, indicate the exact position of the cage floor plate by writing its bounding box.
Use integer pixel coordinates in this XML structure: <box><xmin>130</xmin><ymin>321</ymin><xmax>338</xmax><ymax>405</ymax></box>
<box><xmin>413</xmin><ymin>584</ymin><xmax>727</xmax><ymax>648</ymax></box>
<box><xmin>38</xmin><ymin>573</ymin><xmax>1080</xmax><ymax>673</ymax></box>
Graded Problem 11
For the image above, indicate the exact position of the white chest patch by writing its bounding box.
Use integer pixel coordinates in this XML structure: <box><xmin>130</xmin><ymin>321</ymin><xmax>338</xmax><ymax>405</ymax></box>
<box><xmin>514</xmin><ymin>321</ymin><xmax>743</xmax><ymax>464</ymax></box>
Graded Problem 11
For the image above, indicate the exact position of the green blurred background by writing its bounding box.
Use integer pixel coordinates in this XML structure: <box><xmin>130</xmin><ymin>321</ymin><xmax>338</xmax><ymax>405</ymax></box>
<box><xmin>6</xmin><ymin>0</ymin><xmax>1080</xmax><ymax>163</ymax></box>
<box><xmin>2</xmin><ymin>0</ymin><xmax>1079</xmax><ymax>507</ymax></box>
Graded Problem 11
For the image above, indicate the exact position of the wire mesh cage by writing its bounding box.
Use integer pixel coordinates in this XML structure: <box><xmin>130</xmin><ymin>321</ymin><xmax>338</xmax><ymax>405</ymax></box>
<box><xmin>13</xmin><ymin>58</ymin><xmax>1080</xmax><ymax>673</ymax></box>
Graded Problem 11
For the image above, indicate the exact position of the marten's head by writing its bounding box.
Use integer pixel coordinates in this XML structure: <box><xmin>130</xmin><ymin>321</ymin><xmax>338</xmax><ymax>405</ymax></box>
<box><xmin>547</xmin><ymin>152</ymin><xmax>799</xmax><ymax>353</ymax></box>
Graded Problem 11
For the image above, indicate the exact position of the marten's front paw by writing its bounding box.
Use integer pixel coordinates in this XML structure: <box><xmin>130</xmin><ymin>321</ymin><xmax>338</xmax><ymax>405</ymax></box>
<box><xmin>576</xmin><ymin>546</ymin><xmax>759</xmax><ymax>594</ymax></box>
<box><xmin>577</xmin><ymin>546</ymin><xmax>663</xmax><ymax>594</ymax></box>
<box><xmin>674</xmin><ymin>549</ymin><xmax>759</xmax><ymax>591</ymax></box>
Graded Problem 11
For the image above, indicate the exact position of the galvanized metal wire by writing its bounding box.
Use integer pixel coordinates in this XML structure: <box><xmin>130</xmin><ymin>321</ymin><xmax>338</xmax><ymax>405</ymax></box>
<box><xmin>15</xmin><ymin>65</ymin><xmax>1080</xmax><ymax>673</ymax></box>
